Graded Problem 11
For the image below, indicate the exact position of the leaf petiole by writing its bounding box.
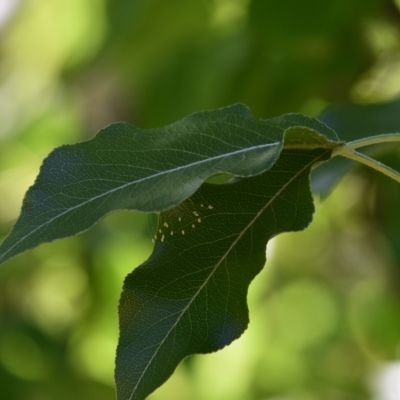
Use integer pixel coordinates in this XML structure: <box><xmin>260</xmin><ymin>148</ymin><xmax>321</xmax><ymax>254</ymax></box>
<box><xmin>339</xmin><ymin>133</ymin><xmax>400</xmax><ymax>151</ymax></box>
<box><xmin>330</xmin><ymin>133</ymin><xmax>400</xmax><ymax>184</ymax></box>
<box><xmin>335</xmin><ymin>149</ymin><xmax>400</xmax><ymax>184</ymax></box>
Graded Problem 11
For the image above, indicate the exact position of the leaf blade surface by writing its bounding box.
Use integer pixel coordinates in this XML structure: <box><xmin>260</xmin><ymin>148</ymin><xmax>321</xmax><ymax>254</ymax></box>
<box><xmin>116</xmin><ymin>148</ymin><xmax>332</xmax><ymax>400</ymax></box>
<box><xmin>0</xmin><ymin>105</ymin><xmax>338</xmax><ymax>264</ymax></box>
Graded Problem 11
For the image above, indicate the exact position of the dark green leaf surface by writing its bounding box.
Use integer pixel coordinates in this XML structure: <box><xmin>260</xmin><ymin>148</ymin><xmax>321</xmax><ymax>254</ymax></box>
<box><xmin>116</xmin><ymin>148</ymin><xmax>332</xmax><ymax>400</ymax></box>
<box><xmin>0</xmin><ymin>105</ymin><xmax>338</xmax><ymax>265</ymax></box>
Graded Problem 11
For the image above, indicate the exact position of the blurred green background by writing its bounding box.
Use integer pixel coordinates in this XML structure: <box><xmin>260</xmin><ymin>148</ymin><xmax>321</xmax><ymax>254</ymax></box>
<box><xmin>1</xmin><ymin>0</ymin><xmax>400</xmax><ymax>399</ymax></box>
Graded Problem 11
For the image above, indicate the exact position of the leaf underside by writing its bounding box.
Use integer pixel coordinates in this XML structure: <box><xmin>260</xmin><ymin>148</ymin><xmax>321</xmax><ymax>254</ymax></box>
<box><xmin>116</xmin><ymin>148</ymin><xmax>332</xmax><ymax>400</ymax></box>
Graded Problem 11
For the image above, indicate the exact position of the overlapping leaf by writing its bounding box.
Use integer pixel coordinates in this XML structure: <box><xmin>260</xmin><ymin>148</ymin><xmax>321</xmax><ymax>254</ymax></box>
<box><xmin>116</xmin><ymin>148</ymin><xmax>332</xmax><ymax>400</ymax></box>
<box><xmin>0</xmin><ymin>104</ymin><xmax>338</xmax><ymax>264</ymax></box>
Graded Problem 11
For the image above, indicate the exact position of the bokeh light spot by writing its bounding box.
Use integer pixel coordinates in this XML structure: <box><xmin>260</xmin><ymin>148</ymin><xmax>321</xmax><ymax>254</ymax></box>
<box><xmin>0</xmin><ymin>332</ymin><xmax>49</xmax><ymax>380</ymax></box>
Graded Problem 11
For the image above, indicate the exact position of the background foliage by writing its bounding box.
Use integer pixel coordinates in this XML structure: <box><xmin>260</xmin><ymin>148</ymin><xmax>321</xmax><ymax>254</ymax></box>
<box><xmin>0</xmin><ymin>0</ymin><xmax>400</xmax><ymax>399</ymax></box>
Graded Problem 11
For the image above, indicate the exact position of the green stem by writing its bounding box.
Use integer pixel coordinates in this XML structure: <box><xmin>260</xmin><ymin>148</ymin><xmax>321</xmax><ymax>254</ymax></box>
<box><xmin>340</xmin><ymin>133</ymin><xmax>400</xmax><ymax>151</ymax></box>
<box><xmin>337</xmin><ymin>149</ymin><xmax>400</xmax><ymax>184</ymax></box>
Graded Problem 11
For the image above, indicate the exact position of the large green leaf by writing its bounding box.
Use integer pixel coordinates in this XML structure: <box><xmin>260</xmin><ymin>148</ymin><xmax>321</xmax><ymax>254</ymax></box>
<box><xmin>0</xmin><ymin>104</ymin><xmax>338</xmax><ymax>265</ymax></box>
<box><xmin>116</xmin><ymin>148</ymin><xmax>332</xmax><ymax>400</ymax></box>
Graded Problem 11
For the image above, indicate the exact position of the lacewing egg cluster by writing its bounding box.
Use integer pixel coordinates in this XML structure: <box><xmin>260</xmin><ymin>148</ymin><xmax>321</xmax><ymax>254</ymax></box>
<box><xmin>152</xmin><ymin>203</ymin><xmax>214</xmax><ymax>243</ymax></box>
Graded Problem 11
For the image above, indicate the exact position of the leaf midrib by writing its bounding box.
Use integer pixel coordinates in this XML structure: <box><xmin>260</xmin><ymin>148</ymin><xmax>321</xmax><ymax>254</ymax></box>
<box><xmin>126</xmin><ymin>150</ymin><xmax>328</xmax><ymax>400</ymax></box>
